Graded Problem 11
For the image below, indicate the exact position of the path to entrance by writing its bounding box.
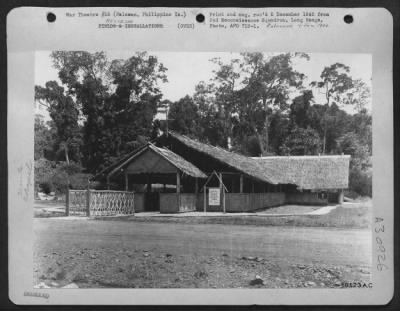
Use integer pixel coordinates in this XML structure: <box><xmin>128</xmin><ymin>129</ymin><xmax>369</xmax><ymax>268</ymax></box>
<box><xmin>34</xmin><ymin>201</ymin><xmax>339</xmax><ymax>219</ymax></box>
<box><xmin>132</xmin><ymin>204</ymin><xmax>338</xmax><ymax>217</ymax></box>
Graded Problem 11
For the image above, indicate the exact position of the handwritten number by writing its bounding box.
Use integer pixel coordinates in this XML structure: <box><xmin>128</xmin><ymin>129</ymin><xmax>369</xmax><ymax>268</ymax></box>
<box><xmin>375</xmin><ymin>225</ymin><xmax>384</xmax><ymax>233</ymax></box>
<box><xmin>377</xmin><ymin>263</ymin><xmax>388</xmax><ymax>271</ymax></box>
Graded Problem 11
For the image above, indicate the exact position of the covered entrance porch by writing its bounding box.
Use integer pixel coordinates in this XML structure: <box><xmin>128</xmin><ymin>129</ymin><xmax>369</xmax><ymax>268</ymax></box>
<box><xmin>105</xmin><ymin>143</ymin><xmax>207</xmax><ymax>213</ymax></box>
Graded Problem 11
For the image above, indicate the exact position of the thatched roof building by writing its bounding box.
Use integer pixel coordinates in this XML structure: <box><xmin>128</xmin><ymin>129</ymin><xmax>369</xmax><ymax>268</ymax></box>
<box><xmin>159</xmin><ymin>131</ymin><xmax>277</xmax><ymax>184</ymax></box>
<box><xmin>92</xmin><ymin>131</ymin><xmax>351</xmax><ymax>213</ymax></box>
<box><xmin>159</xmin><ymin>131</ymin><xmax>350</xmax><ymax>191</ymax></box>
<box><xmin>252</xmin><ymin>156</ymin><xmax>350</xmax><ymax>190</ymax></box>
<box><xmin>97</xmin><ymin>142</ymin><xmax>206</xmax><ymax>180</ymax></box>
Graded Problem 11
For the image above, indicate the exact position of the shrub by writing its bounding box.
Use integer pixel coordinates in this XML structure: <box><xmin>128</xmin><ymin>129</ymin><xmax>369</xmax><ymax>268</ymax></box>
<box><xmin>69</xmin><ymin>173</ymin><xmax>91</xmax><ymax>190</ymax></box>
<box><xmin>35</xmin><ymin>160</ymin><xmax>95</xmax><ymax>195</ymax></box>
<box><xmin>39</xmin><ymin>181</ymin><xmax>53</xmax><ymax>194</ymax></box>
<box><xmin>59</xmin><ymin>162</ymin><xmax>82</xmax><ymax>175</ymax></box>
<box><xmin>50</xmin><ymin>170</ymin><xmax>69</xmax><ymax>193</ymax></box>
<box><xmin>35</xmin><ymin>159</ymin><xmax>55</xmax><ymax>185</ymax></box>
<box><xmin>349</xmin><ymin>167</ymin><xmax>372</xmax><ymax>197</ymax></box>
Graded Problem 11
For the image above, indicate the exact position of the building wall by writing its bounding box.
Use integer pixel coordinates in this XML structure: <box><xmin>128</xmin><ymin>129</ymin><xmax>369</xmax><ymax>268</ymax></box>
<box><xmin>286</xmin><ymin>192</ymin><xmax>328</xmax><ymax>205</ymax></box>
<box><xmin>134</xmin><ymin>194</ymin><xmax>145</xmax><ymax>212</ymax></box>
<box><xmin>179</xmin><ymin>194</ymin><xmax>197</xmax><ymax>212</ymax></box>
<box><xmin>134</xmin><ymin>190</ymin><xmax>336</xmax><ymax>214</ymax></box>
<box><xmin>159</xmin><ymin>193</ymin><xmax>197</xmax><ymax>213</ymax></box>
<box><xmin>226</xmin><ymin>193</ymin><xmax>286</xmax><ymax>212</ymax></box>
<box><xmin>160</xmin><ymin>193</ymin><xmax>179</xmax><ymax>213</ymax></box>
<box><xmin>196</xmin><ymin>192</ymin><xmax>286</xmax><ymax>212</ymax></box>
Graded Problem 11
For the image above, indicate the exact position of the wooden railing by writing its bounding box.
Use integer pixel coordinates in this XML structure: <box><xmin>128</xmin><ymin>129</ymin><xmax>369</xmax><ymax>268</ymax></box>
<box><xmin>67</xmin><ymin>190</ymin><xmax>87</xmax><ymax>216</ymax></box>
<box><xmin>67</xmin><ymin>190</ymin><xmax>135</xmax><ymax>217</ymax></box>
<box><xmin>90</xmin><ymin>190</ymin><xmax>135</xmax><ymax>216</ymax></box>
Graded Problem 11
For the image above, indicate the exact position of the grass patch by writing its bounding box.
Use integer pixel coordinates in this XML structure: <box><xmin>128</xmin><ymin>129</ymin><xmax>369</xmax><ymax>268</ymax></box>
<box><xmin>34</xmin><ymin>210</ymin><xmax>66</xmax><ymax>218</ymax></box>
<box><xmin>257</xmin><ymin>205</ymin><xmax>321</xmax><ymax>215</ymax></box>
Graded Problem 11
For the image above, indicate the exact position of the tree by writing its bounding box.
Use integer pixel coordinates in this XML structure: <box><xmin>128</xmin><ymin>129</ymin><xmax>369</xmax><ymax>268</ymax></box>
<box><xmin>35</xmin><ymin>81</ymin><xmax>81</xmax><ymax>164</ymax></box>
<box><xmin>311</xmin><ymin>63</ymin><xmax>354</xmax><ymax>153</ymax></box>
<box><xmin>168</xmin><ymin>96</ymin><xmax>201</xmax><ymax>136</ymax></box>
<box><xmin>34</xmin><ymin>115</ymin><xmax>56</xmax><ymax>160</ymax></box>
<box><xmin>235</xmin><ymin>52</ymin><xmax>309</xmax><ymax>154</ymax></box>
<box><xmin>336</xmin><ymin>132</ymin><xmax>372</xmax><ymax>196</ymax></box>
<box><xmin>348</xmin><ymin>109</ymin><xmax>372</xmax><ymax>152</ymax></box>
<box><xmin>193</xmin><ymin>81</ymin><xmax>228</xmax><ymax>147</ymax></box>
<box><xmin>289</xmin><ymin>90</ymin><xmax>315</xmax><ymax>129</ymax></box>
<box><xmin>197</xmin><ymin>53</ymin><xmax>308</xmax><ymax>154</ymax></box>
<box><xmin>280</xmin><ymin>126</ymin><xmax>321</xmax><ymax>155</ymax></box>
<box><xmin>344</xmin><ymin>79</ymin><xmax>371</xmax><ymax>112</ymax></box>
<box><xmin>311</xmin><ymin>63</ymin><xmax>354</xmax><ymax>106</ymax></box>
<box><xmin>49</xmin><ymin>51</ymin><xmax>167</xmax><ymax>172</ymax></box>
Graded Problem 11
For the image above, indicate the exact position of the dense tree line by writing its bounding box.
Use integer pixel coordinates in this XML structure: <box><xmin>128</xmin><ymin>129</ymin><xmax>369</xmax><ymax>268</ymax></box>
<box><xmin>35</xmin><ymin>51</ymin><xmax>372</xmax><ymax>196</ymax></box>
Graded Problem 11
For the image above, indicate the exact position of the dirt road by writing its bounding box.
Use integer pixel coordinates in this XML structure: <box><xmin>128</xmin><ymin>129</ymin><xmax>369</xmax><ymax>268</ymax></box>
<box><xmin>34</xmin><ymin>218</ymin><xmax>371</xmax><ymax>288</ymax></box>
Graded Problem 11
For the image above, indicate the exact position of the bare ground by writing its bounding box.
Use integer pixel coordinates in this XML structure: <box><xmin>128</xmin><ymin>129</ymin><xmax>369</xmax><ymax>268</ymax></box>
<box><xmin>34</xmin><ymin>218</ymin><xmax>371</xmax><ymax>289</ymax></box>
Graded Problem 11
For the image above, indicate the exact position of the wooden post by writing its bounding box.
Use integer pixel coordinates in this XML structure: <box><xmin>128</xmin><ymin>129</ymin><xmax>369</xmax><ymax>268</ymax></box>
<box><xmin>86</xmin><ymin>189</ymin><xmax>91</xmax><ymax>217</ymax></box>
<box><xmin>176</xmin><ymin>172</ymin><xmax>181</xmax><ymax>212</ymax></box>
<box><xmin>147</xmin><ymin>175</ymin><xmax>152</xmax><ymax>193</ymax></box>
<box><xmin>219</xmin><ymin>173</ymin><xmax>226</xmax><ymax>213</ymax></box>
<box><xmin>240</xmin><ymin>174</ymin><xmax>243</xmax><ymax>193</ymax></box>
<box><xmin>195</xmin><ymin>178</ymin><xmax>198</xmax><ymax>194</ymax></box>
<box><xmin>338</xmin><ymin>189</ymin><xmax>344</xmax><ymax>204</ymax></box>
<box><xmin>124</xmin><ymin>173</ymin><xmax>128</xmax><ymax>191</ymax></box>
<box><xmin>163</xmin><ymin>184</ymin><xmax>166</xmax><ymax>192</ymax></box>
<box><xmin>65</xmin><ymin>188</ymin><xmax>69</xmax><ymax>216</ymax></box>
<box><xmin>251</xmin><ymin>179</ymin><xmax>255</xmax><ymax>193</ymax></box>
<box><xmin>176</xmin><ymin>172</ymin><xmax>180</xmax><ymax>193</ymax></box>
<box><xmin>223</xmin><ymin>190</ymin><xmax>226</xmax><ymax>214</ymax></box>
<box><xmin>203</xmin><ymin>186</ymin><xmax>206</xmax><ymax>213</ymax></box>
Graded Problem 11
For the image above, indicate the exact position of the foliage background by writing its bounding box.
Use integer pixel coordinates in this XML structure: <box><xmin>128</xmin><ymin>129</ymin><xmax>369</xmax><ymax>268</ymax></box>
<box><xmin>35</xmin><ymin>51</ymin><xmax>372</xmax><ymax>197</ymax></box>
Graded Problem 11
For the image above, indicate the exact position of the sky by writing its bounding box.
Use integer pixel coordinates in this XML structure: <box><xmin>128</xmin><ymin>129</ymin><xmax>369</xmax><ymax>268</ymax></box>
<box><xmin>35</xmin><ymin>51</ymin><xmax>372</xmax><ymax>116</ymax></box>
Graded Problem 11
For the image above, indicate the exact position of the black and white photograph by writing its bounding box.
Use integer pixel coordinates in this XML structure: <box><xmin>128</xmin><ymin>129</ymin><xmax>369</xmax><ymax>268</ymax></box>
<box><xmin>33</xmin><ymin>50</ymin><xmax>373</xmax><ymax>289</ymax></box>
<box><xmin>7</xmin><ymin>6</ymin><xmax>394</xmax><ymax>305</ymax></box>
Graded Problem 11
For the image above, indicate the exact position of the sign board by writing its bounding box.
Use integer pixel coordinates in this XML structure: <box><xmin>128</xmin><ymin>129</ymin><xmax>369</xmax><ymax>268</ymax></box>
<box><xmin>208</xmin><ymin>188</ymin><xmax>220</xmax><ymax>206</ymax></box>
<box><xmin>154</xmin><ymin>107</ymin><xmax>168</xmax><ymax>120</ymax></box>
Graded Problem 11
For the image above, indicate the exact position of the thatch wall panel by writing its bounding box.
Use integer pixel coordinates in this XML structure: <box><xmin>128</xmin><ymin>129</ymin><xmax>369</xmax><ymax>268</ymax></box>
<box><xmin>286</xmin><ymin>193</ymin><xmax>327</xmax><ymax>205</ymax></box>
<box><xmin>160</xmin><ymin>193</ymin><xmax>179</xmax><ymax>213</ymax></box>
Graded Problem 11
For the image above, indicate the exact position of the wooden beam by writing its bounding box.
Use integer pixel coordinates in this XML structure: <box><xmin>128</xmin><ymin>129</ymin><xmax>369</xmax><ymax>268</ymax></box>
<box><xmin>176</xmin><ymin>172</ymin><xmax>180</xmax><ymax>193</ymax></box>
<box><xmin>203</xmin><ymin>186</ymin><xmax>206</xmax><ymax>213</ymax></box>
<box><xmin>219</xmin><ymin>173</ymin><xmax>226</xmax><ymax>213</ymax></box>
<box><xmin>86</xmin><ymin>189</ymin><xmax>91</xmax><ymax>217</ymax></box>
<box><xmin>223</xmin><ymin>190</ymin><xmax>226</xmax><ymax>214</ymax></box>
<box><xmin>65</xmin><ymin>188</ymin><xmax>69</xmax><ymax>216</ymax></box>
<box><xmin>240</xmin><ymin>174</ymin><xmax>243</xmax><ymax>193</ymax></box>
<box><xmin>147</xmin><ymin>174</ymin><xmax>152</xmax><ymax>193</ymax></box>
<box><xmin>124</xmin><ymin>173</ymin><xmax>128</xmax><ymax>191</ymax></box>
<box><xmin>338</xmin><ymin>189</ymin><xmax>344</xmax><ymax>204</ymax></box>
<box><xmin>195</xmin><ymin>178</ymin><xmax>198</xmax><ymax>194</ymax></box>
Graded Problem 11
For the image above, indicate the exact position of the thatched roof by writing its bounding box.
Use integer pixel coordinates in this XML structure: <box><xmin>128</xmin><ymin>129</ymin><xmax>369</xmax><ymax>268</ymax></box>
<box><xmin>92</xmin><ymin>143</ymin><xmax>149</xmax><ymax>180</ymax></box>
<box><xmin>93</xmin><ymin>143</ymin><xmax>206</xmax><ymax>180</ymax></box>
<box><xmin>166</xmin><ymin>131</ymin><xmax>277</xmax><ymax>184</ymax></box>
<box><xmin>252</xmin><ymin>155</ymin><xmax>350</xmax><ymax>190</ymax></box>
<box><xmin>152</xmin><ymin>144</ymin><xmax>207</xmax><ymax>178</ymax></box>
<box><xmin>95</xmin><ymin>131</ymin><xmax>350</xmax><ymax>189</ymax></box>
<box><xmin>166</xmin><ymin>131</ymin><xmax>350</xmax><ymax>189</ymax></box>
